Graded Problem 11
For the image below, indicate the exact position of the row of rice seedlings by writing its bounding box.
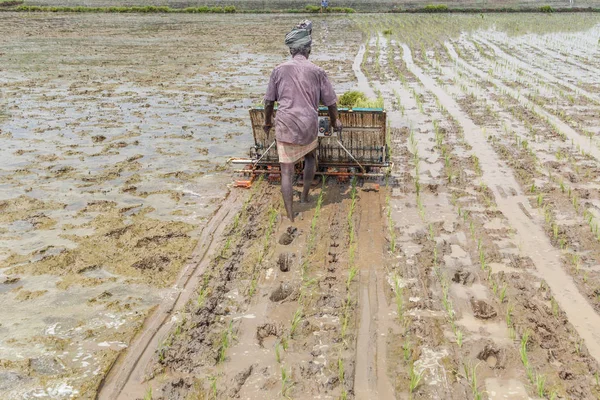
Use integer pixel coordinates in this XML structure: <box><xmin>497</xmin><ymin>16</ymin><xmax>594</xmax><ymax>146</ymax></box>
<box><xmin>449</xmin><ymin>40</ymin><xmax>573</xmax><ymax>147</ymax></box>
<box><xmin>248</xmin><ymin>205</ymin><xmax>278</xmax><ymax>297</ymax></box>
<box><xmin>277</xmin><ymin>178</ymin><xmax>328</xmax><ymax>395</ymax></box>
<box><xmin>157</xmin><ymin>178</ymin><xmax>267</xmax><ymax>369</ymax></box>
<box><xmin>342</xmin><ymin>177</ymin><xmax>359</xmax><ymax>342</ymax></box>
<box><xmin>462</xmin><ymin>362</ymin><xmax>484</xmax><ymax>400</ymax></box>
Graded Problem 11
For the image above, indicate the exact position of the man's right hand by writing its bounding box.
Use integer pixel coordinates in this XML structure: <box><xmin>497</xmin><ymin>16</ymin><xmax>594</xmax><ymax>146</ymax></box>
<box><xmin>263</xmin><ymin>124</ymin><xmax>272</xmax><ymax>134</ymax></box>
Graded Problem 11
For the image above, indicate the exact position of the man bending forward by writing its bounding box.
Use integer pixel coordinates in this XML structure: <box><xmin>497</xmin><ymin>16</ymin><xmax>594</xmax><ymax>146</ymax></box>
<box><xmin>263</xmin><ymin>20</ymin><xmax>342</xmax><ymax>223</ymax></box>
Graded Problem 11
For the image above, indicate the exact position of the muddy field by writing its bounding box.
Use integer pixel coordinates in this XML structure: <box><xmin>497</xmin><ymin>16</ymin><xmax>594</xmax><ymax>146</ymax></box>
<box><xmin>2</xmin><ymin>11</ymin><xmax>600</xmax><ymax>400</ymax></box>
<box><xmin>0</xmin><ymin>14</ymin><xmax>359</xmax><ymax>399</ymax></box>
<box><xmin>17</xmin><ymin>0</ymin><xmax>600</xmax><ymax>11</ymax></box>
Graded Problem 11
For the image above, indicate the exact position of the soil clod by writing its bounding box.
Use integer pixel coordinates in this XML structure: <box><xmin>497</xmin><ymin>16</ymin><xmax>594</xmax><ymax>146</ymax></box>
<box><xmin>2</xmin><ymin>276</ymin><xmax>20</xmax><ymax>285</ymax></box>
<box><xmin>131</xmin><ymin>255</ymin><xmax>170</xmax><ymax>271</ymax></box>
<box><xmin>470</xmin><ymin>297</ymin><xmax>497</xmax><ymax>319</ymax></box>
<box><xmin>278</xmin><ymin>226</ymin><xmax>298</xmax><ymax>245</ymax></box>
<box><xmin>452</xmin><ymin>268</ymin><xmax>474</xmax><ymax>285</ymax></box>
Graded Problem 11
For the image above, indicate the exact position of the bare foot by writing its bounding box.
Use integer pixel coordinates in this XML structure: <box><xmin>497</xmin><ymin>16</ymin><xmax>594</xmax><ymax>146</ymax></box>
<box><xmin>300</xmin><ymin>194</ymin><xmax>311</xmax><ymax>203</ymax></box>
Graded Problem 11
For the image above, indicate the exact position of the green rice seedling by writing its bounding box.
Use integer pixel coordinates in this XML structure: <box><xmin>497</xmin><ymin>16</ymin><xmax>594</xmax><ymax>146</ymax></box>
<box><xmin>221</xmin><ymin>237</ymin><xmax>231</xmax><ymax>258</ymax></box>
<box><xmin>508</xmin><ymin>326</ymin><xmax>516</xmax><ymax>340</ymax></box>
<box><xmin>479</xmin><ymin>249</ymin><xmax>486</xmax><ymax>271</ymax></box>
<box><xmin>338</xmin><ymin>358</ymin><xmax>345</xmax><ymax>388</ymax></box>
<box><xmin>408</xmin><ymin>362</ymin><xmax>424</xmax><ymax>394</ymax></box>
<box><xmin>463</xmin><ymin>362</ymin><xmax>482</xmax><ymax>399</ymax></box>
<box><xmin>535</xmin><ymin>373</ymin><xmax>546</xmax><ymax>397</ymax></box>
<box><xmin>403</xmin><ymin>340</ymin><xmax>411</xmax><ymax>361</ymax></box>
<box><xmin>455</xmin><ymin>329</ymin><xmax>463</xmax><ymax>347</ymax></box>
<box><xmin>544</xmin><ymin>207</ymin><xmax>552</xmax><ymax>225</ymax></box>
<box><xmin>560</xmin><ymin>238</ymin><xmax>567</xmax><ymax>249</ymax></box>
<box><xmin>248</xmin><ymin>277</ymin><xmax>258</xmax><ymax>297</ymax></box>
<box><xmin>280</xmin><ymin>366</ymin><xmax>293</xmax><ymax>399</ymax></box>
<box><xmin>347</xmin><ymin>265</ymin><xmax>358</xmax><ymax>290</ymax></box>
<box><xmin>499</xmin><ymin>283</ymin><xmax>507</xmax><ymax>303</ymax></box>
<box><xmin>290</xmin><ymin>308</ymin><xmax>303</xmax><ymax>338</ymax></box>
<box><xmin>275</xmin><ymin>341</ymin><xmax>282</xmax><ymax>364</ymax></box>
<box><xmin>552</xmin><ymin>223</ymin><xmax>559</xmax><ymax>240</ymax></box>
<box><xmin>144</xmin><ymin>386</ymin><xmax>152</xmax><ymax>400</ymax></box>
<box><xmin>232</xmin><ymin>212</ymin><xmax>240</xmax><ymax>231</ymax></box>
<box><xmin>551</xmin><ymin>297</ymin><xmax>558</xmax><ymax>317</ymax></box>
<box><xmin>571</xmin><ymin>253</ymin><xmax>580</xmax><ymax>272</ymax></box>
<box><xmin>506</xmin><ymin>303</ymin><xmax>514</xmax><ymax>327</ymax></box>
<box><xmin>520</xmin><ymin>330</ymin><xmax>530</xmax><ymax>368</ymax></box>
<box><xmin>197</xmin><ymin>287</ymin><xmax>207</xmax><ymax>308</ymax></box>
<box><xmin>394</xmin><ymin>275</ymin><xmax>404</xmax><ymax>322</ymax></box>
<box><xmin>526</xmin><ymin>366</ymin><xmax>534</xmax><ymax>388</ymax></box>
<box><xmin>209</xmin><ymin>376</ymin><xmax>217</xmax><ymax>399</ymax></box>
<box><xmin>536</xmin><ymin>193</ymin><xmax>543</xmax><ymax>208</ymax></box>
<box><xmin>595</xmin><ymin>371</ymin><xmax>599</xmax><ymax>386</ymax></box>
<box><xmin>530</xmin><ymin>182</ymin><xmax>536</xmax><ymax>193</ymax></box>
<box><xmin>217</xmin><ymin>321</ymin><xmax>234</xmax><ymax>363</ymax></box>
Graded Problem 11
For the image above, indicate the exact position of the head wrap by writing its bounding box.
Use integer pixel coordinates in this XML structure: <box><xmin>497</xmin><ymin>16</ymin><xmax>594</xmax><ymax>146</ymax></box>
<box><xmin>285</xmin><ymin>20</ymin><xmax>312</xmax><ymax>50</ymax></box>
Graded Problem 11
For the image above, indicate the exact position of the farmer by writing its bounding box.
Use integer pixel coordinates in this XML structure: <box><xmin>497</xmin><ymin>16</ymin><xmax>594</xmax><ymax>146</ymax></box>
<box><xmin>263</xmin><ymin>20</ymin><xmax>342</xmax><ymax>223</ymax></box>
<box><xmin>320</xmin><ymin>0</ymin><xmax>328</xmax><ymax>13</ymax></box>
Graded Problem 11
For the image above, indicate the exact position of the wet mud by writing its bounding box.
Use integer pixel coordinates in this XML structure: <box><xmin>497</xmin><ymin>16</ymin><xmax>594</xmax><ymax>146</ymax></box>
<box><xmin>4</xmin><ymin>10</ymin><xmax>600</xmax><ymax>400</ymax></box>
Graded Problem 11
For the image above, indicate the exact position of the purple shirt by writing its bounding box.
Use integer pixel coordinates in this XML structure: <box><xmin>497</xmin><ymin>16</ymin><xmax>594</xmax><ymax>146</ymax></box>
<box><xmin>264</xmin><ymin>55</ymin><xmax>337</xmax><ymax>145</ymax></box>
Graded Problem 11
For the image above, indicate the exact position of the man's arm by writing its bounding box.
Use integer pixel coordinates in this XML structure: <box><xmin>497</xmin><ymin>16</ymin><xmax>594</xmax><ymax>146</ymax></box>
<box><xmin>264</xmin><ymin>68</ymin><xmax>278</xmax><ymax>134</ymax></box>
<box><xmin>328</xmin><ymin>104</ymin><xmax>342</xmax><ymax>134</ymax></box>
<box><xmin>319</xmin><ymin>69</ymin><xmax>342</xmax><ymax>134</ymax></box>
<box><xmin>264</xmin><ymin>100</ymin><xmax>275</xmax><ymax>133</ymax></box>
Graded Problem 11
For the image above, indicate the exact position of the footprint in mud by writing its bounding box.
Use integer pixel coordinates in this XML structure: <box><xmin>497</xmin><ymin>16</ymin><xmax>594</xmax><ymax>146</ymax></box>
<box><xmin>277</xmin><ymin>252</ymin><xmax>295</xmax><ymax>272</ymax></box>
<box><xmin>452</xmin><ymin>268</ymin><xmax>474</xmax><ymax>285</ymax></box>
<box><xmin>278</xmin><ymin>226</ymin><xmax>298</xmax><ymax>245</ymax></box>
<box><xmin>470</xmin><ymin>297</ymin><xmax>497</xmax><ymax>320</ymax></box>
<box><xmin>269</xmin><ymin>282</ymin><xmax>294</xmax><ymax>302</ymax></box>
<box><xmin>477</xmin><ymin>343</ymin><xmax>506</xmax><ymax>369</ymax></box>
<box><xmin>256</xmin><ymin>323</ymin><xmax>281</xmax><ymax>347</ymax></box>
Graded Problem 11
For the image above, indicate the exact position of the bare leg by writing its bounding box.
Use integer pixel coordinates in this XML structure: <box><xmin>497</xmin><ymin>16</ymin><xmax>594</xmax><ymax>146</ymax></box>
<box><xmin>280</xmin><ymin>162</ymin><xmax>295</xmax><ymax>223</ymax></box>
<box><xmin>301</xmin><ymin>151</ymin><xmax>316</xmax><ymax>203</ymax></box>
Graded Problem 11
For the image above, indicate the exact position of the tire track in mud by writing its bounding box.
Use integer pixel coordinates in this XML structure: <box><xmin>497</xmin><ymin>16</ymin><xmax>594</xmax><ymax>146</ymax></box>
<box><xmin>401</xmin><ymin>42</ymin><xmax>600</xmax><ymax>365</ymax></box>
<box><xmin>97</xmin><ymin>189</ymin><xmax>244</xmax><ymax>400</ymax></box>
<box><xmin>353</xmin><ymin>190</ymin><xmax>395</xmax><ymax>400</ymax></box>
<box><xmin>444</xmin><ymin>41</ymin><xmax>600</xmax><ymax>162</ymax></box>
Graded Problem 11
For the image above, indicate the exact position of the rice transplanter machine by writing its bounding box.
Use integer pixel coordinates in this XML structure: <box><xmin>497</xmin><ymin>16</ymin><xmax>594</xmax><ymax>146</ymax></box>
<box><xmin>230</xmin><ymin>106</ymin><xmax>390</xmax><ymax>187</ymax></box>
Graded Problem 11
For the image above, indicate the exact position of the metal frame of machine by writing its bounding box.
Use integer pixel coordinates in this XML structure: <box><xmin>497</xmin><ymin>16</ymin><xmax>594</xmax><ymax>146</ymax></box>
<box><xmin>230</xmin><ymin>107</ymin><xmax>390</xmax><ymax>187</ymax></box>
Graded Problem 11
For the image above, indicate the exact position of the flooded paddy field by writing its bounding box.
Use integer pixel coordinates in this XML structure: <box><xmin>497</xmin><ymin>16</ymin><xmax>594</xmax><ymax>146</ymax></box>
<box><xmin>18</xmin><ymin>0</ymin><xmax>600</xmax><ymax>11</ymax></box>
<box><xmin>0</xmin><ymin>13</ymin><xmax>359</xmax><ymax>399</ymax></box>
<box><xmin>3</xmin><ymin>10</ymin><xmax>600</xmax><ymax>400</ymax></box>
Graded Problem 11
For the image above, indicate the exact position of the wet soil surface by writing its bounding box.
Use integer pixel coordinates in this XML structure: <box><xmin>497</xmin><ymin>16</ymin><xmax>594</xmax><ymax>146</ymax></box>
<box><xmin>0</xmin><ymin>13</ymin><xmax>360</xmax><ymax>399</ymax></box>
<box><xmin>4</xmin><ymin>11</ymin><xmax>600</xmax><ymax>400</ymax></box>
